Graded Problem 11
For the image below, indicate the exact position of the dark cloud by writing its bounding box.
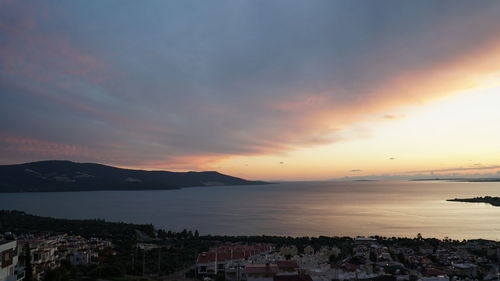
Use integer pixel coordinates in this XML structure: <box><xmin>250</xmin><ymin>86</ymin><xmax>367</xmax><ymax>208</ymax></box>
<box><xmin>2</xmin><ymin>0</ymin><xmax>500</xmax><ymax>169</ymax></box>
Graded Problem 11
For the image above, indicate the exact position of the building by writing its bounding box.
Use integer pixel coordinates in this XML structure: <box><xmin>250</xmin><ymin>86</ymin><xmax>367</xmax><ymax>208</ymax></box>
<box><xmin>246</xmin><ymin>264</ymin><xmax>279</xmax><ymax>281</ymax></box>
<box><xmin>274</xmin><ymin>273</ymin><xmax>313</xmax><ymax>281</ymax></box>
<box><xmin>196</xmin><ymin>244</ymin><xmax>272</xmax><ymax>276</ymax></box>
<box><xmin>451</xmin><ymin>263</ymin><xmax>477</xmax><ymax>278</ymax></box>
<box><xmin>276</xmin><ymin>260</ymin><xmax>299</xmax><ymax>273</ymax></box>
<box><xmin>0</xmin><ymin>240</ymin><xmax>23</xmax><ymax>281</ymax></box>
<box><xmin>280</xmin><ymin>246</ymin><xmax>298</xmax><ymax>257</ymax></box>
<box><xmin>68</xmin><ymin>251</ymin><xmax>90</xmax><ymax>266</ymax></box>
<box><xmin>14</xmin><ymin>234</ymin><xmax>110</xmax><ymax>280</ymax></box>
<box><xmin>354</xmin><ymin>237</ymin><xmax>377</xmax><ymax>245</ymax></box>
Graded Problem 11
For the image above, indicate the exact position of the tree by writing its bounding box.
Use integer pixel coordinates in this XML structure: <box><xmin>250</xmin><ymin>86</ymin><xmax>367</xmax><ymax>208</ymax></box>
<box><xmin>329</xmin><ymin>254</ymin><xmax>341</xmax><ymax>263</ymax></box>
<box><xmin>23</xmin><ymin>244</ymin><xmax>33</xmax><ymax>281</ymax></box>
<box><xmin>370</xmin><ymin>251</ymin><xmax>377</xmax><ymax>262</ymax></box>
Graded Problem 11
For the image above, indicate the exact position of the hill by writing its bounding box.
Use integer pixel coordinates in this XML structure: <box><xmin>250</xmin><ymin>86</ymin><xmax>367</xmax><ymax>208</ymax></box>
<box><xmin>0</xmin><ymin>160</ymin><xmax>269</xmax><ymax>192</ymax></box>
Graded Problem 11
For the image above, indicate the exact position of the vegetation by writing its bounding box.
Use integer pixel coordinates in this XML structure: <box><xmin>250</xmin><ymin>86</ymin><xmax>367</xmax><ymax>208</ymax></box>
<box><xmin>0</xmin><ymin>160</ymin><xmax>269</xmax><ymax>193</ymax></box>
<box><xmin>0</xmin><ymin>210</ymin><xmax>155</xmax><ymax>238</ymax></box>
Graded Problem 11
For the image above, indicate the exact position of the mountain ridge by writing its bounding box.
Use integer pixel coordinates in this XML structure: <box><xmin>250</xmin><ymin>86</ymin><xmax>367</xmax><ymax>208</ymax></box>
<box><xmin>0</xmin><ymin>160</ymin><xmax>270</xmax><ymax>193</ymax></box>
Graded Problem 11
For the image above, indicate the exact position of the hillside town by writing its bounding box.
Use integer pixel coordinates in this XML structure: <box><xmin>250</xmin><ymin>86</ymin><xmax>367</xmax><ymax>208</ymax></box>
<box><xmin>194</xmin><ymin>237</ymin><xmax>500</xmax><ymax>281</ymax></box>
<box><xmin>2</xmin><ymin>210</ymin><xmax>500</xmax><ymax>281</ymax></box>
<box><xmin>1</xmin><ymin>233</ymin><xmax>112</xmax><ymax>281</ymax></box>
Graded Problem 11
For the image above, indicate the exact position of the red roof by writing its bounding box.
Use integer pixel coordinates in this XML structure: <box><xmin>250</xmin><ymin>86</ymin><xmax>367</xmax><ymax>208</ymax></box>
<box><xmin>197</xmin><ymin>244</ymin><xmax>271</xmax><ymax>263</ymax></box>
<box><xmin>341</xmin><ymin>263</ymin><xmax>359</xmax><ymax>272</ymax></box>
<box><xmin>197</xmin><ymin>252</ymin><xmax>232</xmax><ymax>263</ymax></box>
<box><xmin>425</xmin><ymin>268</ymin><xmax>446</xmax><ymax>276</ymax></box>
<box><xmin>246</xmin><ymin>264</ymin><xmax>279</xmax><ymax>274</ymax></box>
<box><xmin>276</xmin><ymin>260</ymin><xmax>299</xmax><ymax>269</ymax></box>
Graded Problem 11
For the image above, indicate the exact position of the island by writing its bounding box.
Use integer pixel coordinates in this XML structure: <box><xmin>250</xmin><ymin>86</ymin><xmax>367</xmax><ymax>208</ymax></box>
<box><xmin>0</xmin><ymin>160</ymin><xmax>270</xmax><ymax>193</ymax></box>
<box><xmin>447</xmin><ymin>196</ymin><xmax>500</xmax><ymax>206</ymax></box>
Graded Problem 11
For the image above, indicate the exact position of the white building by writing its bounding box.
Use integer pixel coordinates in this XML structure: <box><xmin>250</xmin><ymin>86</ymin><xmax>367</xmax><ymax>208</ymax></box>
<box><xmin>69</xmin><ymin>251</ymin><xmax>90</xmax><ymax>266</ymax></box>
<box><xmin>0</xmin><ymin>240</ymin><xmax>23</xmax><ymax>281</ymax></box>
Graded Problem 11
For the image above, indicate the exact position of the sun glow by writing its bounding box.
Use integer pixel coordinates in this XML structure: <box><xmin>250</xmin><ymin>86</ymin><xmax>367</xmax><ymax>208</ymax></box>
<box><xmin>219</xmin><ymin>78</ymin><xmax>500</xmax><ymax>181</ymax></box>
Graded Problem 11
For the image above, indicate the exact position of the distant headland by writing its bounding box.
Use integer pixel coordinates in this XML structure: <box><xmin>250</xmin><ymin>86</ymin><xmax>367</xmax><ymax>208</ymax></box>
<box><xmin>0</xmin><ymin>160</ymin><xmax>270</xmax><ymax>193</ymax></box>
<box><xmin>447</xmin><ymin>196</ymin><xmax>500</xmax><ymax>207</ymax></box>
<box><xmin>412</xmin><ymin>178</ymin><xmax>500</xmax><ymax>182</ymax></box>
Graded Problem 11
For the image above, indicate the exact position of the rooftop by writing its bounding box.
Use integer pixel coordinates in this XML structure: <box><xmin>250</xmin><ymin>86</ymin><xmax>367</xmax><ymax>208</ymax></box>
<box><xmin>246</xmin><ymin>264</ymin><xmax>280</xmax><ymax>274</ymax></box>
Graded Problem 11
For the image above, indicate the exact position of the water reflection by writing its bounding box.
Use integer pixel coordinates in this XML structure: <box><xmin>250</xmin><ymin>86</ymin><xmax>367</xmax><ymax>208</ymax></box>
<box><xmin>0</xmin><ymin>180</ymin><xmax>499</xmax><ymax>239</ymax></box>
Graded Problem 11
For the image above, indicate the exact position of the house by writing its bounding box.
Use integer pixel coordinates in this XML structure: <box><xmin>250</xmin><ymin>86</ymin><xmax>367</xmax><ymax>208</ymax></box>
<box><xmin>274</xmin><ymin>273</ymin><xmax>313</xmax><ymax>281</ymax></box>
<box><xmin>304</xmin><ymin>246</ymin><xmax>315</xmax><ymax>256</ymax></box>
<box><xmin>17</xmin><ymin>238</ymin><xmax>59</xmax><ymax>281</ymax></box>
<box><xmin>451</xmin><ymin>263</ymin><xmax>477</xmax><ymax>278</ymax></box>
<box><xmin>225</xmin><ymin>262</ymin><xmax>246</xmax><ymax>281</ymax></box>
<box><xmin>467</xmin><ymin>239</ymin><xmax>497</xmax><ymax>250</ymax></box>
<box><xmin>276</xmin><ymin>260</ymin><xmax>299</xmax><ymax>273</ymax></box>
<box><xmin>0</xmin><ymin>240</ymin><xmax>23</xmax><ymax>281</ymax></box>
<box><xmin>197</xmin><ymin>252</ymin><xmax>228</xmax><ymax>275</ymax></box>
<box><xmin>246</xmin><ymin>264</ymin><xmax>279</xmax><ymax>281</ymax></box>
<box><xmin>419</xmin><ymin>247</ymin><xmax>434</xmax><ymax>255</ymax></box>
<box><xmin>68</xmin><ymin>251</ymin><xmax>90</xmax><ymax>266</ymax></box>
<box><xmin>280</xmin><ymin>246</ymin><xmax>298</xmax><ymax>257</ymax></box>
<box><xmin>355</xmin><ymin>237</ymin><xmax>377</xmax><ymax>245</ymax></box>
<box><xmin>196</xmin><ymin>244</ymin><xmax>272</xmax><ymax>276</ymax></box>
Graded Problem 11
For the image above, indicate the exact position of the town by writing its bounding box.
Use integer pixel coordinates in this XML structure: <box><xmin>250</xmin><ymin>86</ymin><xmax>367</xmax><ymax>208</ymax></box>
<box><xmin>1</xmin><ymin>211</ymin><xmax>500</xmax><ymax>281</ymax></box>
<box><xmin>194</xmin><ymin>236</ymin><xmax>500</xmax><ymax>281</ymax></box>
<box><xmin>1</xmin><ymin>233</ymin><xmax>112</xmax><ymax>281</ymax></box>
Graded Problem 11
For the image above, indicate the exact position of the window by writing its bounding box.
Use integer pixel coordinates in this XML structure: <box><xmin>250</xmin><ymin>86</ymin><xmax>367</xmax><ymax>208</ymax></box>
<box><xmin>1</xmin><ymin>249</ymin><xmax>14</xmax><ymax>268</ymax></box>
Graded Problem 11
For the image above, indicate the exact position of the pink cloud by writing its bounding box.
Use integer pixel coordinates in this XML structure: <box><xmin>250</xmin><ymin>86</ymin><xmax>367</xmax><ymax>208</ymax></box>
<box><xmin>0</xmin><ymin>1</ymin><xmax>109</xmax><ymax>86</ymax></box>
<box><xmin>0</xmin><ymin>133</ymin><xmax>96</xmax><ymax>159</ymax></box>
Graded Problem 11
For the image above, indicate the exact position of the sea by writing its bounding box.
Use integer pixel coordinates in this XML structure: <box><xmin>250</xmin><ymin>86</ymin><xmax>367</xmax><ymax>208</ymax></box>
<box><xmin>1</xmin><ymin>180</ymin><xmax>499</xmax><ymax>240</ymax></box>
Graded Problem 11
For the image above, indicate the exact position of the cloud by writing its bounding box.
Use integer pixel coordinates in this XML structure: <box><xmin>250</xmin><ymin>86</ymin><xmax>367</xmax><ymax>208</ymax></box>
<box><xmin>0</xmin><ymin>133</ymin><xmax>98</xmax><ymax>160</ymax></box>
<box><xmin>383</xmin><ymin>114</ymin><xmax>405</xmax><ymax>120</ymax></box>
<box><xmin>2</xmin><ymin>1</ymin><xmax>500</xmax><ymax>170</ymax></box>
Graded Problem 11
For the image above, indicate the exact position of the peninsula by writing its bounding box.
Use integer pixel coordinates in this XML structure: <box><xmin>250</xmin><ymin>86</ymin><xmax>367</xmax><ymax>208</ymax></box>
<box><xmin>447</xmin><ymin>196</ymin><xmax>500</xmax><ymax>206</ymax></box>
<box><xmin>0</xmin><ymin>160</ymin><xmax>269</xmax><ymax>193</ymax></box>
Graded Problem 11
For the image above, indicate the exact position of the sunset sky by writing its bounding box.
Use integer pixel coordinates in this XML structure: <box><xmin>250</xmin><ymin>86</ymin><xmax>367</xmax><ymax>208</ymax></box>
<box><xmin>2</xmin><ymin>0</ymin><xmax>500</xmax><ymax>180</ymax></box>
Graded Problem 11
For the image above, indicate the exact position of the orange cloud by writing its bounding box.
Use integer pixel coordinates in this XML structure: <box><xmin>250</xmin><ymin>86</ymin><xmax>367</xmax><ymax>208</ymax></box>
<box><xmin>121</xmin><ymin>154</ymin><xmax>233</xmax><ymax>172</ymax></box>
<box><xmin>263</xmin><ymin>37</ymin><xmax>500</xmax><ymax>154</ymax></box>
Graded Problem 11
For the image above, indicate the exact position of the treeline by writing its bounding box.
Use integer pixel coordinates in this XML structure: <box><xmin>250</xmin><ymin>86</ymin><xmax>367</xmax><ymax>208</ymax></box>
<box><xmin>0</xmin><ymin>210</ymin><xmax>155</xmax><ymax>238</ymax></box>
<box><xmin>198</xmin><ymin>234</ymin><xmax>468</xmax><ymax>256</ymax></box>
<box><xmin>201</xmin><ymin>235</ymin><xmax>353</xmax><ymax>246</ymax></box>
<box><xmin>158</xmin><ymin>228</ymin><xmax>200</xmax><ymax>239</ymax></box>
<box><xmin>201</xmin><ymin>234</ymin><xmax>353</xmax><ymax>252</ymax></box>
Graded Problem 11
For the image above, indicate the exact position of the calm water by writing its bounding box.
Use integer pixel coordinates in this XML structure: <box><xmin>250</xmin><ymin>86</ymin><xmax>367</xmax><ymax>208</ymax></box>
<box><xmin>1</xmin><ymin>180</ymin><xmax>500</xmax><ymax>240</ymax></box>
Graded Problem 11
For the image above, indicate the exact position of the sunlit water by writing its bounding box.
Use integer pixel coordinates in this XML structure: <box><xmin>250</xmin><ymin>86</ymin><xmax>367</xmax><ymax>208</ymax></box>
<box><xmin>1</xmin><ymin>180</ymin><xmax>500</xmax><ymax>240</ymax></box>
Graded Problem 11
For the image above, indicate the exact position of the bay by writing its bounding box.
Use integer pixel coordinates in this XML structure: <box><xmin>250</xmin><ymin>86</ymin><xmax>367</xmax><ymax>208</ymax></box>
<box><xmin>1</xmin><ymin>180</ymin><xmax>499</xmax><ymax>240</ymax></box>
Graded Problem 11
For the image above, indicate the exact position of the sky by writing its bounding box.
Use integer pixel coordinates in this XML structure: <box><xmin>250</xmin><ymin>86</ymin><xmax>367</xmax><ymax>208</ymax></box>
<box><xmin>2</xmin><ymin>0</ymin><xmax>500</xmax><ymax>180</ymax></box>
